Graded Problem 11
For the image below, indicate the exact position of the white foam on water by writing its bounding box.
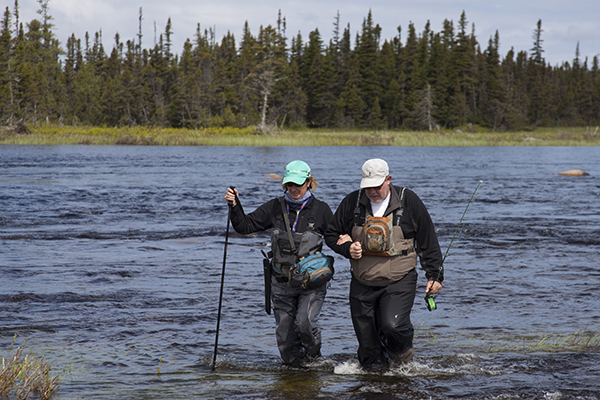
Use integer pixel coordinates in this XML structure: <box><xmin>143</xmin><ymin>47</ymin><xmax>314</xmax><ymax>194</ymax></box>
<box><xmin>332</xmin><ymin>353</ymin><xmax>503</xmax><ymax>379</ymax></box>
<box><xmin>333</xmin><ymin>360</ymin><xmax>364</xmax><ymax>375</ymax></box>
<box><xmin>300</xmin><ymin>357</ymin><xmax>336</xmax><ymax>371</ymax></box>
<box><xmin>543</xmin><ymin>392</ymin><xmax>564</xmax><ymax>400</ymax></box>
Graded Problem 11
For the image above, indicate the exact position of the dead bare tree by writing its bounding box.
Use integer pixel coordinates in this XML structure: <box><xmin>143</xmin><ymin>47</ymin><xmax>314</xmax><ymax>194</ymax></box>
<box><xmin>412</xmin><ymin>84</ymin><xmax>437</xmax><ymax>131</ymax></box>
<box><xmin>247</xmin><ymin>61</ymin><xmax>284</xmax><ymax>134</ymax></box>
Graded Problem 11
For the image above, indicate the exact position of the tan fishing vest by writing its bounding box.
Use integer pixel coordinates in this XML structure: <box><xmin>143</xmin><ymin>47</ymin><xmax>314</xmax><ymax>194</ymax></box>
<box><xmin>350</xmin><ymin>189</ymin><xmax>417</xmax><ymax>286</ymax></box>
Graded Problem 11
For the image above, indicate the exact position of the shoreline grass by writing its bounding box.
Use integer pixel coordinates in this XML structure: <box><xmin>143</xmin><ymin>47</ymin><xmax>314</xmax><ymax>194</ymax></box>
<box><xmin>1</xmin><ymin>339</ymin><xmax>62</xmax><ymax>400</ymax></box>
<box><xmin>416</xmin><ymin>327</ymin><xmax>600</xmax><ymax>354</ymax></box>
<box><xmin>1</xmin><ymin>124</ymin><xmax>599</xmax><ymax>146</ymax></box>
<box><xmin>473</xmin><ymin>330</ymin><xmax>600</xmax><ymax>354</ymax></box>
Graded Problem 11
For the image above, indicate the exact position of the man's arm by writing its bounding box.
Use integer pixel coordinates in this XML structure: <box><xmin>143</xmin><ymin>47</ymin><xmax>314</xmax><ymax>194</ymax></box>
<box><xmin>405</xmin><ymin>190</ymin><xmax>443</xmax><ymax>282</ymax></box>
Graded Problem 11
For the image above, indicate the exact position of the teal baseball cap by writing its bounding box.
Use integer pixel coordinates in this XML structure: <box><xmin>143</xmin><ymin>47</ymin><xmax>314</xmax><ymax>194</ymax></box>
<box><xmin>282</xmin><ymin>160</ymin><xmax>311</xmax><ymax>185</ymax></box>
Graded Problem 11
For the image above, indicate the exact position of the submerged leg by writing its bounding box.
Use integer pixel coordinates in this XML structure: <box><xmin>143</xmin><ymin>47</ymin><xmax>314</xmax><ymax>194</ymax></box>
<box><xmin>350</xmin><ymin>278</ymin><xmax>388</xmax><ymax>370</ymax></box>
<box><xmin>271</xmin><ymin>280</ymin><xmax>304</xmax><ymax>365</ymax></box>
<box><xmin>295</xmin><ymin>284</ymin><xmax>327</xmax><ymax>359</ymax></box>
<box><xmin>379</xmin><ymin>269</ymin><xmax>417</xmax><ymax>364</ymax></box>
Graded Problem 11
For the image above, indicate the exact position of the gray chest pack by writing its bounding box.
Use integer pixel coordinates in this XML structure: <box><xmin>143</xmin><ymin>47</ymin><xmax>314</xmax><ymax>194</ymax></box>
<box><xmin>270</xmin><ymin>197</ymin><xmax>334</xmax><ymax>290</ymax></box>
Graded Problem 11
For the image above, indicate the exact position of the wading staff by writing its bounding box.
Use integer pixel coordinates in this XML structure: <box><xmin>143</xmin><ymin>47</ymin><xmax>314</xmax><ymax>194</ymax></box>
<box><xmin>426</xmin><ymin>180</ymin><xmax>483</xmax><ymax>311</ymax></box>
<box><xmin>212</xmin><ymin>186</ymin><xmax>239</xmax><ymax>371</ymax></box>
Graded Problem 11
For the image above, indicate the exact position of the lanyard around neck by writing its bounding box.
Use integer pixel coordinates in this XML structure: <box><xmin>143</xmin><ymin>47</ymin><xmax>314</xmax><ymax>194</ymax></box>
<box><xmin>286</xmin><ymin>199</ymin><xmax>309</xmax><ymax>232</ymax></box>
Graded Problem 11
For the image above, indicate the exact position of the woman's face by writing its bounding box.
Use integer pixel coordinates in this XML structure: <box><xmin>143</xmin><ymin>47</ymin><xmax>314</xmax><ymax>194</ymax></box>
<box><xmin>286</xmin><ymin>179</ymin><xmax>310</xmax><ymax>200</ymax></box>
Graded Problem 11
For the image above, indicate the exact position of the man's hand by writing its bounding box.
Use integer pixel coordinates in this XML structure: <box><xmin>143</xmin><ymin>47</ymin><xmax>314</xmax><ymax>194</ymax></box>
<box><xmin>349</xmin><ymin>241</ymin><xmax>362</xmax><ymax>259</ymax></box>
<box><xmin>426</xmin><ymin>280</ymin><xmax>442</xmax><ymax>295</ymax></box>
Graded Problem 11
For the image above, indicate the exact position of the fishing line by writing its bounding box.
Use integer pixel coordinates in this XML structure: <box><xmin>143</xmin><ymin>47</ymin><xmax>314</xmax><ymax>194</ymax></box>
<box><xmin>212</xmin><ymin>186</ymin><xmax>239</xmax><ymax>371</ymax></box>
<box><xmin>426</xmin><ymin>180</ymin><xmax>483</xmax><ymax>311</ymax></box>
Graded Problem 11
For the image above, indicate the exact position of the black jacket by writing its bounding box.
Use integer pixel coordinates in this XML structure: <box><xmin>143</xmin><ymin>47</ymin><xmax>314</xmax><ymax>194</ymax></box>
<box><xmin>325</xmin><ymin>184</ymin><xmax>443</xmax><ymax>282</ymax></box>
<box><xmin>230</xmin><ymin>195</ymin><xmax>333</xmax><ymax>237</ymax></box>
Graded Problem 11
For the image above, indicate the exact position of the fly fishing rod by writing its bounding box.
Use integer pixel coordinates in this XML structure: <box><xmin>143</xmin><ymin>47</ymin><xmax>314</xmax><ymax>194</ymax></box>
<box><xmin>212</xmin><ymin>186</ymin><xmax>239</xmax><ymax>371</ymax></box>
<box><xmin>425</xmin><ymin>180</ymin><xmax>483</xmax><ymax>311</ymax></box>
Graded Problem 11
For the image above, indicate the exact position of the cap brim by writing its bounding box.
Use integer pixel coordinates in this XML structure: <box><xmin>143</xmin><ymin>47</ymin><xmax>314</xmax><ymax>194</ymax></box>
<box><xmin>360</xmin><ymin>176</ymin><xmax>385</xmax><ymax>188</ymax></box>
<box><xmin>283</xmin><ymin>175</ymin><xmax>307</xmax><ymax>185</ymax></box>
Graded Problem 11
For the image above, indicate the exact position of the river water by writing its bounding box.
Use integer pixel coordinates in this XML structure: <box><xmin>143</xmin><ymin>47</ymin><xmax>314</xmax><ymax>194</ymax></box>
<box><xmin>1</xmin><ymin>145</ymin><xmax>599</xmax><ymax>399</ymax></box>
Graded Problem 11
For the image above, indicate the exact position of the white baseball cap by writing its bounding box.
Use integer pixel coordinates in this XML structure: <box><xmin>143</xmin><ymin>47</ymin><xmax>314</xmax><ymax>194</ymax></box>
<box><xmin>360</xmin><ymin>158</ymin><xmax>389</xmax><ymax>188</ymax></box>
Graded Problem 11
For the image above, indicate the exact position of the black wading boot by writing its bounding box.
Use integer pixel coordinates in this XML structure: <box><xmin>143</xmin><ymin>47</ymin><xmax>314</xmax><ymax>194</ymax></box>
<box><xmin>388</xmin><ymin>347</ymin><xmax>414</xmax><ymax>365</ymax></box>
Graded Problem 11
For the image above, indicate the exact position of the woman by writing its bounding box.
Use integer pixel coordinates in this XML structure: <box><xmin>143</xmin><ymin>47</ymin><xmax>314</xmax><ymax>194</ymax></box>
<box><xmin>224</xmin><ymin>160</ymin><xmax>333</xmax><ymax>367</ymax></box>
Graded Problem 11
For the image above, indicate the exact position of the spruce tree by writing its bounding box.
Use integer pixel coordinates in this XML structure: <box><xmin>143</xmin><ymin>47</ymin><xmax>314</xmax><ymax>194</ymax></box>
<box><xmin>315</xmin><ymin>44</ymin><xmax>338</xmax><ymax>127</ymax></box>
<box><xmin>481</xmin><ymin>31</ymin><xmax>504</xmax><ymax>129</ymax></box>
<box><xmin>337</xmin><ymin>55</ymin><xmax>366</xmax><ymax>127</ymax></box>
<box><xmin>0</xmin><ymin>7</ymin><xmax>15</xmax><ymax>123</ymax></box>
<box><xmin>500</xmin><ymin>49</ymin><xmax>528</xmax><ymax>129</ymax></box>
<box><xmin>449</xmin><ymin>11</ymin><xmax>477</xmax><ymax>126</ymax></box>
<box><xmin>378</xmin><ymin>39</ymin><xmax>397</xmax><ymax>128</ymax></box>
<box><xmin>356</xmin><ymin>10</ymin><xmax>382</xmax><ymax>122</ymax></box>
<box><xmin>303</xmin><ymin>29</ymin><xmax>324</xmax><ymax>126</ymax></box>
<box><xmin>429</xmin><ymin>31</ymin><xmax>450</xmax><ymax>128</ymax></box>
<box><xmin>526</xmin><ymin>20</ymin><xmax>549</xmax><ymax>126</ymax></box>
<box><xmin>402</xmin><ymin>22</ymin><xmax>424</xmax><ymax>128</ymax></box>
<box><xmin>236</xmin><ymin>21</ymin><xmax>259</xmax><ymax>124</ymax></box>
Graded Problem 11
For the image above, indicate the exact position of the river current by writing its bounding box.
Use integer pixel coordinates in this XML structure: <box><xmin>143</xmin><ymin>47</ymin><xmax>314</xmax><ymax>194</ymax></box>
<box><xmin>1</xmin><ymin>145</ymin><xmax>599</xmax><ymax>399</ymax></box>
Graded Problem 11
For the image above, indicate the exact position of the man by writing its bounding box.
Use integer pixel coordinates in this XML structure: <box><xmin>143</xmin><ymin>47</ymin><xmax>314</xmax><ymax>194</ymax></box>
<box><xmin>325</xmin><ymin>158</ymin><xmax>443</xmax><ymax>371</ymax></box>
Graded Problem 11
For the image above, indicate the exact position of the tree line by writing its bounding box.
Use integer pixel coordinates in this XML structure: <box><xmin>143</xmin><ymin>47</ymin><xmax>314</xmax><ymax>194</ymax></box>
<box><xmin>1</xmin><ymin>1</ymin><xmax>599</xmax><ymax>132</ymax></box>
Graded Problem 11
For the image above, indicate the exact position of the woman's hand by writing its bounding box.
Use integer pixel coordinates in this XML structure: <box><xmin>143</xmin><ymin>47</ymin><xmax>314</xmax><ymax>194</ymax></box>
<box><xmin>336</xmin><ymin>234</ymin><xmax>352</xmax><ymax>245</ymax></box>
<box><xmin>224</xmin><ymin>187</ymin><xmax>239</xmax><ymax>206</ymax></box>
<box><xmin>337</xmin><ymin>234</ymin><xmax>362</xmax><ymax>259</ymax></box>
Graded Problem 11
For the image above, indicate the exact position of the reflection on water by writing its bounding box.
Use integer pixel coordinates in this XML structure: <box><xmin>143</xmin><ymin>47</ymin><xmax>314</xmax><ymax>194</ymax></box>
<box><xmin>1</xmin><ymin>145</ymin><xmax>599</xmax><ymax>399</ymax></box>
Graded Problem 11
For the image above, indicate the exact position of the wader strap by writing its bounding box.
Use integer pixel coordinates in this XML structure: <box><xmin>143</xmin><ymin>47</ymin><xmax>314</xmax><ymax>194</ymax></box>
<box><xmin>353</xmin><ymin>187</ymin><xmax>406</xmax><ymax>226</ymax></box>
<box><xmin>395</xmin><ymin>187</ymin><xmax>406</xmax><ymax>225</ymax></box>
<box><xmin>307</xmin><ymin>199</ymin><xmax>319</xmax><ymax>230</ymax></box>
<box><xmin>279</xmin><ymin>197</ymin><xmax>297</xmax><ymax>253</ymax></box>
<box><xmin>353</xmin><ymin>189</ymin><xmax>363</xmax><ymax>226</ymax></box>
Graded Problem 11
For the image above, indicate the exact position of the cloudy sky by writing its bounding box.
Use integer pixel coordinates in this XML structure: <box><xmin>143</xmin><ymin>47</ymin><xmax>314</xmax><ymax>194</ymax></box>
<box><xmin>15</xmin><ymin>0</ymin><xmax>600</xmax><ymax>66</ymax></box>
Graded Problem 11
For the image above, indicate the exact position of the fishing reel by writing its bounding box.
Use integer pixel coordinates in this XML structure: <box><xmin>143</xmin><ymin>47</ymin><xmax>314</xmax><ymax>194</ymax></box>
<box><xmin>424</xmin><ymin>294</ymin><xmax>437</xmax><ymax>311</ymax></box>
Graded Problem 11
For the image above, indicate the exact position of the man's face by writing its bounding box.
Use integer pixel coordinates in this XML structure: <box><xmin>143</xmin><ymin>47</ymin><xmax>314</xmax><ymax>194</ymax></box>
<box><xmin>364</xmin><ymin>176</ymin><xmax>391</xmax><ymax>203</ymax></box>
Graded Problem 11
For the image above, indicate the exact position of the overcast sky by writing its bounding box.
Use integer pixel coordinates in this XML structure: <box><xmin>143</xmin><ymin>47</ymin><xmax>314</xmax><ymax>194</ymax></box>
<box><xmin>15</xmin><ymin>0</ymin><xmax>600</xmax><ymax>66</ymax></box>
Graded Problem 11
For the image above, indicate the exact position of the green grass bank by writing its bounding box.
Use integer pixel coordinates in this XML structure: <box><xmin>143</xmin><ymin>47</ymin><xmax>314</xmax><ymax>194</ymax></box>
<box><xmin>1</xmin><ymin>125</ymin><xmax>599</xmax><ymax>146</ymax></box>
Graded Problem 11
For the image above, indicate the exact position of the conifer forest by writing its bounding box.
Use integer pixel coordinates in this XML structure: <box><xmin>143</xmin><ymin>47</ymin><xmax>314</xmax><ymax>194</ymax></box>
<box><xmin>2</xmin><ymin>1</ymin><xmax>599</xmax><ymax>132</ymax></box>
